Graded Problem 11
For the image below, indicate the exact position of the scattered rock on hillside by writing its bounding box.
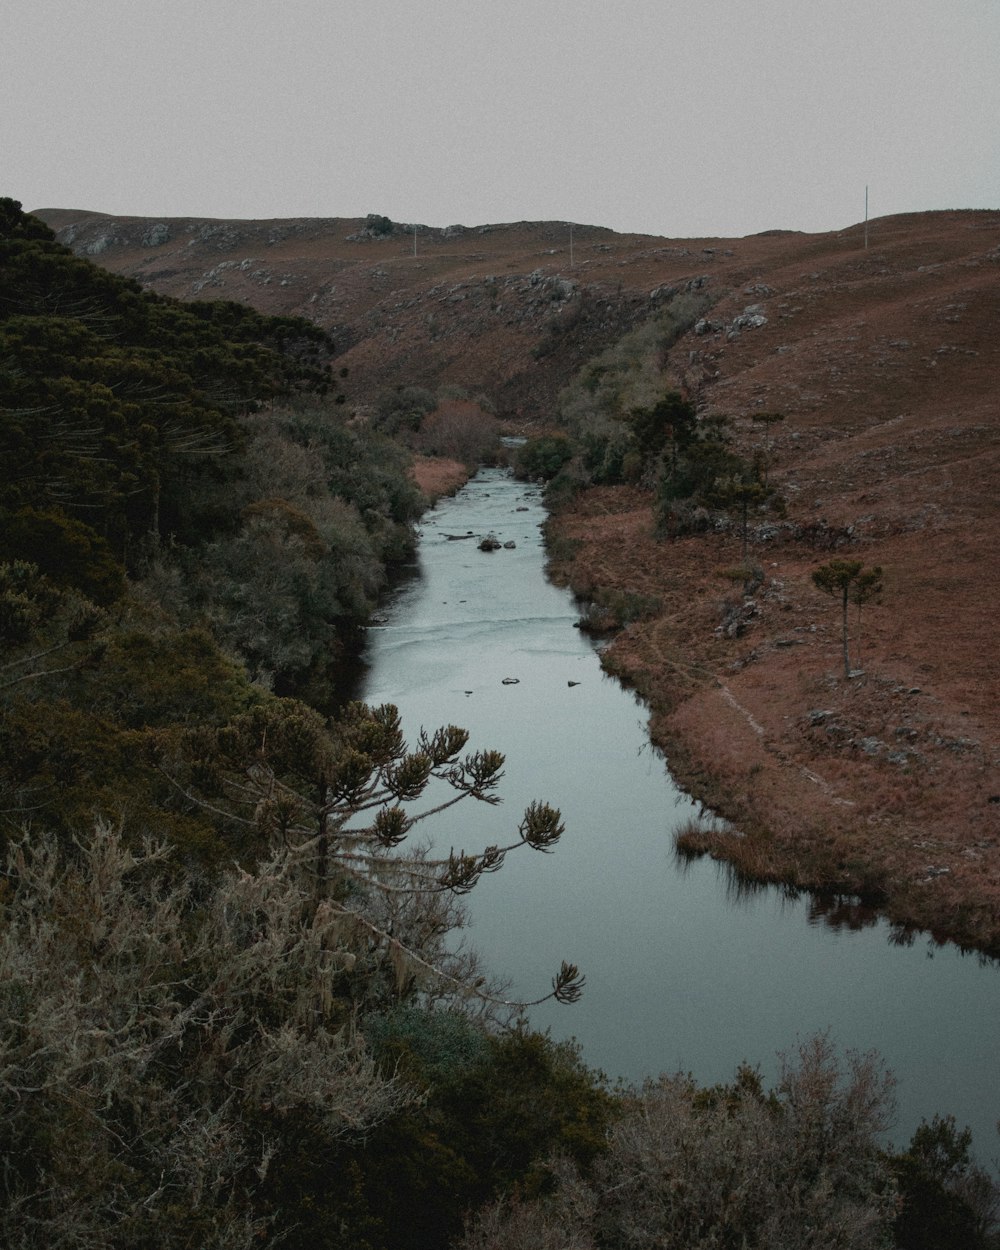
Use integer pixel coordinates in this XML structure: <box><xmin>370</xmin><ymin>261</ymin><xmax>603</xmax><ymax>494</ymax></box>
<box><xmin>727</xmin><ymin>305</ymin><xmax>769</xmax><ymax>339</ymax></box>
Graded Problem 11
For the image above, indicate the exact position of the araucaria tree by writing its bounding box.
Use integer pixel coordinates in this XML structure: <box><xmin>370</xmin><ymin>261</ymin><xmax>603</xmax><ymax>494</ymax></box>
<box><xmin>812</xmin><ymin>559</ymin><xmax>883</xmax><ymax>678</ymax></box>
<box><xmin>171</xmin><ymin>698</ymin><xmax>584</xmax><ymax>1011</ymax></box>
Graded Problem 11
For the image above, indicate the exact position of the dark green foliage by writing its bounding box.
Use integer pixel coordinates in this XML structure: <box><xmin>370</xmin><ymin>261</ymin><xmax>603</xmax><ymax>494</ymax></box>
<box><xmin>204</xmin><ymin>407</ymin><xmax>421</xmax><ymax>695</ymax></box>
<box><xmin>184</xmin><ymin>297</ymin><xmax>337</xmax><ymax>394</ymax></box>
<box><xmin>657</xmin><ymin>412</ymin><xmax>737</xmax><ymax>503</ymax></box>
<box><xmin>364</xmin><ymin>214</ymin><xmax>395</xmax><ymax>237</ymax></box>
<box><xmin>0</xmin><ymin>197</ymin><xmax>53</xmax><ymax>241</ymax></box>
<box><xmin>630</xmin><ymin>391</ymin><xmax>698</xmax><ymax>476</ymax></box>
<box><xmin>0</xmin><ymin>562</ymin><xmax>252</xmax><ymax>858</ymax></box>
<box><xmin>0</xmin><ymin>201</ymin><xmax>435</xmax><ymax>857</ymax></box>
<box><xmin>368</xmin><ymin>1006</ymin><xmax>492</xmax><ymax>1082</ymax></box>
<box><xmin>0</xmin><ymin>689</ymin><xmax>212</xmax><ymax>858</ymax></box>
<box><xmin>373</xmin><ymin>385</ymin><xmax>437</xmax><ymax>436</ymax></box>
<box><xmin>566</xmin><ymin>391</ymin><xmax>752</xmax><ymax>501</ymax></box>
<box><xmin>0</xmin><ymin>197</ymin><xmax>335</xmax><ymax>564</ymax></box>
<box><xmin>652</xmin><ymin>408</ymin><xmax>786</xmax><ymax>544</ymax></box>
<box><xmin>323</xmin><ymin>1024</ymin><xmax>614</xmax><ymax>1250</ymax></box>
<box><xmin>0</xmin><ymin>559</ymin><xmax>97</xmax><ymax>651</ymax></box>
<box><xmin>277</xmin><ymin>404</ymin><xmax>424</xmax><ymax>533</ymax></box>
<box><xmin>439</xmin><ymin>1029</ymin><xmax>612</xmax><ymax>1185</ymax></box>
<box><xmin>555</xmin><ymin>305</ymin><xmax>786</xmax><ymax>537</ymax></box>
<box><xmin>514</xmin><ymin>433</ymin><xmax>574</xmax><ymax>481</ymax></box>
<box><xmin>0</xmin><ymin>507</ymin><xmax>125</xmax><ymax>604</ymax></box>
<box><xmin>581</xmin><ymin>426</ymin><xmax>630</xmax><ymax>484</ymax></box>
<box><xmin>540</xmin><ymin>465</ymin><xmax>585</xmax><ymax>511</ymax></box>
<box><xmin>0</xmin><ymin>199</ymin><xmax>429</xmax><ymax>699</ymax></box>
<box><xmin>892</xmin><ymin>1116</ymin><xmax>1000</xmax><ymax>1249</ymax></box>
<box><xmin>82</xmin><ymin>626</ymin><xmax>254</xmax><ymax>730</ymax></box>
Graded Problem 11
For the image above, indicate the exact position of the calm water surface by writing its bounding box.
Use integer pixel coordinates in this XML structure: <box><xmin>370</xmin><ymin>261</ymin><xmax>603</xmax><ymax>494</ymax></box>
<box><xmin>356</xmin><ymin>468</ymin><xmax>1000</xmax><ymax>1155</ymax></box>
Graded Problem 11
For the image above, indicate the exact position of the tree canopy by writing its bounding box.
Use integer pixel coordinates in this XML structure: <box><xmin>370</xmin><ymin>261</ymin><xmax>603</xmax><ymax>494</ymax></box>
<box><xmin>0</xmin><ymin>197</ymin><xmax>337</xmax><ymax>566</ymax></box>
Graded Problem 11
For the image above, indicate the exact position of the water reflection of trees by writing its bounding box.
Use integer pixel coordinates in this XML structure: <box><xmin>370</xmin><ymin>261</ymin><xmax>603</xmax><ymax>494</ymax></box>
<box><xmin>673</xmin><ymin>846</ymin><xmax>1000</xmax><ymax>966</ymax></box>
<box><xmin>807</xmin><ymin>892</ymin><xmax>882</xmax><ymax>933</ymax></box>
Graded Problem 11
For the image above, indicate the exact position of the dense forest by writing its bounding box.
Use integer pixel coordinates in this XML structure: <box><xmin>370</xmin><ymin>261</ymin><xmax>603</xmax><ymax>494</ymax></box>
<box><xmin>1</xmin><ymin>198</ymin><xmax>997</xmax><ymax>1248</ymax></box>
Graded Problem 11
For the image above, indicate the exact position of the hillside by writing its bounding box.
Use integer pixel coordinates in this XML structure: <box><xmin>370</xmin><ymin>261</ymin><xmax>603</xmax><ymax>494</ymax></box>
<box><xmin>38</xmin><ymin>205</ymin><xmax>1000</xmax><ymax>952</ymax></box>
<box><xmin>31</xmin><ymin>207</ymin><xmax>822</xmax><ymax>419</ymax></box>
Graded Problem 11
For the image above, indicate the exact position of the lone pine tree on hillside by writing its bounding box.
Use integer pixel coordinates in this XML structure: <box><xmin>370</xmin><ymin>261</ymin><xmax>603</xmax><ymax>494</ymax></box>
<box><xmin>812</xmin><ymin>559</ymin><xmax>883</xmax><ymax>678</ymax></box>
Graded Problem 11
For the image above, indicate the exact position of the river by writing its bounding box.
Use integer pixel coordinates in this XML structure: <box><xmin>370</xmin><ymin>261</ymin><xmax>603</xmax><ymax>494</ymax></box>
<box><xmin>354</xmin><ymin>466</ymin><xmax>999</xmax><ymax>1156</ymax></box>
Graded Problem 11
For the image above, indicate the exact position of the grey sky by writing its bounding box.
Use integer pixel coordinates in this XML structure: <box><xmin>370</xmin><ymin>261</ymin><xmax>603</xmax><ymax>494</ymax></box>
<box><xmin>4</xmin><ymin>0</ymin><xmax>998</xmax><ymax>239</ymax></box>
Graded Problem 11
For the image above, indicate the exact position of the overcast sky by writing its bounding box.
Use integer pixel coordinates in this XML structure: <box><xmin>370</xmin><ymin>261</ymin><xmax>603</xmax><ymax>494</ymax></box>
<box><xmin>4</xmin><ymin>0</ymin><xmax>998</xmax><ymax>239</ymax></box>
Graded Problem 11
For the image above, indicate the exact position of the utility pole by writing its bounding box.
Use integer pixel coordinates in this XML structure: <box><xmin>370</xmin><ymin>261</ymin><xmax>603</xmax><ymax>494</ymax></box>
<box><xmin>864</xmin><ymin>186</ymin><xmax>869</xmax><ymax>250</ymax></box>
<box><xmin>569</xmin><ymin>222</ymin><xmax>574</xmax><ymax>267</ymax></box>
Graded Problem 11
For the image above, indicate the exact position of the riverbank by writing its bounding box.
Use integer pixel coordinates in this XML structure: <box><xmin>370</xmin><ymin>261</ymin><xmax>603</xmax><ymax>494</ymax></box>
<box><xmin>546</xmin><ymin>484</ymin><xmax>1000</xmax><ymax>958</ymax></box>
<box><xmin>409</xmin><ymin>453</ymin><xmax>470</xmax><ymax>501</ymax></box>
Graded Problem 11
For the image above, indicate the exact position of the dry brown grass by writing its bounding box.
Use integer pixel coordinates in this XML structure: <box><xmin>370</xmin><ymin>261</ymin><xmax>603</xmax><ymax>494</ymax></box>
<box><xmin>408</xmin><ymin>455</ymin><xmax>469</xmax><ymax>502</ymax></box>
<box><xmin>547</xmin><ymin>481</ymin><xmax>1000</xmax><ymax>953</ymax></box>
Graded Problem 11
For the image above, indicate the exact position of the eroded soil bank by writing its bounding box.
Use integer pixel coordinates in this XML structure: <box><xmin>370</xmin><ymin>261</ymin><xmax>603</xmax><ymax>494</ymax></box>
<box><xmin>546</xmin><ymin>484</ymin><xmax>1000</xmax><ymax>957</ymax></box>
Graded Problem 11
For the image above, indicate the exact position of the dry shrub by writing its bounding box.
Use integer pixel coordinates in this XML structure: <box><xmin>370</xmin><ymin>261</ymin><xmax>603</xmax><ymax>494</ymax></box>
<box><xmin>414</xmin><ymin>399</ymin><xmax>500</xmax><ymax>466</ymax></box>
<box><xmin>409</xmin><ymin>453</ymin><xmax>469</xmax><ymax>501</ymax></box>
<box><xmin>0</xmin><ymin>821</ymin><xmax>416</xmax><ymax>1246</ymax></box>
<box><xmin>461</xmin><ymin>1158</ymin><xmax>597</xmax><ymax>1250</ymax></box>
<box><xmin>460</xmin><ymin>1035</ymin><xmax>897</xmax><ymax>1250</ymax></box>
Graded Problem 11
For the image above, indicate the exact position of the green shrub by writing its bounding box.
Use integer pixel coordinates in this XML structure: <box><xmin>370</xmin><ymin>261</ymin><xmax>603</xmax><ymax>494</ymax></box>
<box><xmin>515</xmin><ymin>434</ymin><xmax>574</xmax><ymax>481</ymax></box>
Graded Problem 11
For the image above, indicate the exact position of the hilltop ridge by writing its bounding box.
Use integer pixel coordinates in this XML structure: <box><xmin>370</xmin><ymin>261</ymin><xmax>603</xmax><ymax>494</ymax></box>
<box><xmin>32</xmin><ymin>207</ymin><xmax>856</xmax><ymax>420</ymax></box>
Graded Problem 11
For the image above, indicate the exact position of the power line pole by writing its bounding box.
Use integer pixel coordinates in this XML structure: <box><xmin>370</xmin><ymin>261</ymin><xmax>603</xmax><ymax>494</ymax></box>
<box><xmin>864</xmin><ymin>186</ymin><xmax>869</xmax><ymax>250</ymax></box>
